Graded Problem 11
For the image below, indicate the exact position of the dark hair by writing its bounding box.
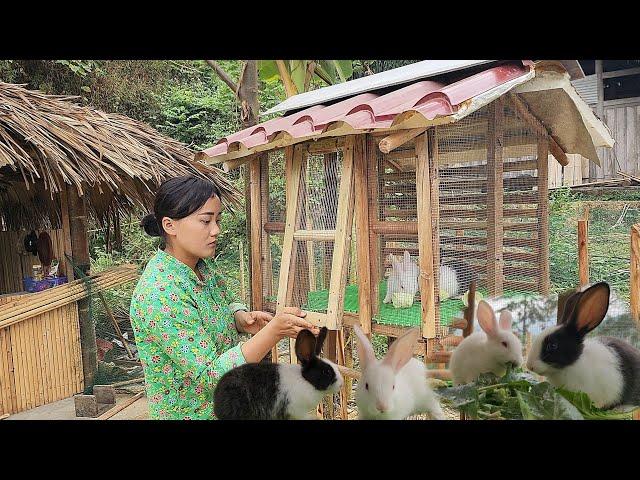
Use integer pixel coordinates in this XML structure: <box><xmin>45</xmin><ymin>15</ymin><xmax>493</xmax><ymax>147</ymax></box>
<box><xmin>141</xmin><ymin>176</ymin><xmax>221</xmax><ymax>238</ymax></box>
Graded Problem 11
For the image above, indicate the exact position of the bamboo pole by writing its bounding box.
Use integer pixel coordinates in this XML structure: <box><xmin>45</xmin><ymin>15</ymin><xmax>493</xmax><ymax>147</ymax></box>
<box><xmin>97</xmin><ymin>391</ymin><xmax>145</xmax><ymax>420</ymax></box>
<box><xmin>97</xmin><ymin>291</ymin><xmax>134</xmax><ymax>359</ymax></box>
<box><xmin>239</xmin><ymin>241</ymin><xmax>246</xmax><ymax>304</ymax></box>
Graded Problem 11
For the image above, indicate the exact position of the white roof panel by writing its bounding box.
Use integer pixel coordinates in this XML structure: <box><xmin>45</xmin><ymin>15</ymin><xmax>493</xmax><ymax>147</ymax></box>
<box><xmin>261</xmin><ymin>60</ymin><xmax>496</xmax><ymax>116</ymax></box>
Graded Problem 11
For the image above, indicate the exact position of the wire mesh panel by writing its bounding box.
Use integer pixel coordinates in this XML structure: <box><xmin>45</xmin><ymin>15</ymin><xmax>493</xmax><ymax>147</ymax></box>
<box><xmin>366</xmin><ymin>137</ymin><xmax>423</xmax><ymax>329</ymax></box>
<box><xmin>437</xmin><ymin>109</ymin><xmax>490</xmax><ymax>328</ymax></box>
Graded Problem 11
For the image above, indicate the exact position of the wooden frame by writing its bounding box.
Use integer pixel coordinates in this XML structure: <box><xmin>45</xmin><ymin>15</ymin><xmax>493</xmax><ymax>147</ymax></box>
<box><xmin>537</xmin><ymin>136</ymin><xmax>551</xmax><ymax>295</ymax></box>
<box><xmin>275</xmin><ymin>140</ymin><xmax>356</xmax><ymax>331</ymax></box>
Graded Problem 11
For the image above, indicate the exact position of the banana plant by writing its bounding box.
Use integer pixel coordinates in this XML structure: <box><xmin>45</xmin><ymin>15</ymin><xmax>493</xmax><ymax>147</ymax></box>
<box><xmin>258</xmin><ymin>60</ymin><xmax>354</xmax><ymax>98</ymax></box>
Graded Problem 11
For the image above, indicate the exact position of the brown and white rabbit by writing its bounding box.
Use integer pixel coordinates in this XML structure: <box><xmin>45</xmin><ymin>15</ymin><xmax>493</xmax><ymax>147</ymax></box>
<box><xmin>526</xmin><ymin>282</ymin><xmax>640</xmax><ymax>409</ymax></box>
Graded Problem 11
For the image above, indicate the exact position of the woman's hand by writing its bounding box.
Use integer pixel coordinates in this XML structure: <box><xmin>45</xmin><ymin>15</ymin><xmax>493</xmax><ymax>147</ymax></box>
<box><xmin>266</xmin><ymin>307</ymin><xmax>319</xmax><ymax>340</ymax></box>
<box><xmin>234</xmin><ymin>310</ymin><xmax>272</xmax><ymax>335</ymax></box>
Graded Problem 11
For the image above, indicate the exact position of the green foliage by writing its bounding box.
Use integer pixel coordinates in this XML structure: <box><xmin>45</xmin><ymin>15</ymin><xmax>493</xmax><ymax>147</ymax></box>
<box><xmin>437</xmin><ymin>366</ymin><xmax>638</xmax><ymax>420</ymax></box>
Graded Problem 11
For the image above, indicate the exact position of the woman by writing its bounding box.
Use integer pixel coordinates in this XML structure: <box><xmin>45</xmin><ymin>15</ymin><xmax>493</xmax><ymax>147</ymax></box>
<box><xmin>130</xmin><ymin>175</ymin><xmax>318</xmax><ymax>420</ymax></box>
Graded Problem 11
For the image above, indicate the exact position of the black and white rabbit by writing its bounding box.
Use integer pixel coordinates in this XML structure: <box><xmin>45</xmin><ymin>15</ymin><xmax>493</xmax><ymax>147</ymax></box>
<box><xmin>526</xmin><ymin>282</ymin><xmax>640</xmax><ymax>409</ymax></box>
<box><xmin>213</xmin><ymin>327</ymin><xmax>343</xmax><ymax>419</ymax></box>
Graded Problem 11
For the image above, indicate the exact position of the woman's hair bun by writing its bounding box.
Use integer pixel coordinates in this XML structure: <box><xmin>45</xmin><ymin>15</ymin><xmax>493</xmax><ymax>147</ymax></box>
<box><xmin>141</xmin><ymin>213</ymin><xmax>162</xmax><ymax>237</ymax></box>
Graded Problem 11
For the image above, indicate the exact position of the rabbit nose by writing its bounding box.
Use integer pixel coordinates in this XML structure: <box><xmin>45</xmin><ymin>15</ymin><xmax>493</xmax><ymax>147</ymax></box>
<box><xmin>376</xmin><ymin>402</ymin><xmax>388</xmax><ymax>413</ymax></box>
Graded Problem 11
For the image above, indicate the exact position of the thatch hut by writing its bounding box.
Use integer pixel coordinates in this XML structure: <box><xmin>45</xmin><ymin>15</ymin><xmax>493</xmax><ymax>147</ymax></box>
<box><xmin>0</xmin><ymin>82</ymin><xmax>240</xmax><ymax>416</ymax></box>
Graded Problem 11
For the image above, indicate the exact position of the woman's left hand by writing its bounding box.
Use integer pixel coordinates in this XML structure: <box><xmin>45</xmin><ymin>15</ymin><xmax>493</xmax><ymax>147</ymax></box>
<box><xmin>235</xmin><ymin>310</ymin><xmax>273</xmax><ymax>335</ymax></box>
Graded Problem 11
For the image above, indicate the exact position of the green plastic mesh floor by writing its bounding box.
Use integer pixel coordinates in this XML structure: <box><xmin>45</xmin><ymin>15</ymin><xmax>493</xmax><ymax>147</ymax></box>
<box><xmin>304</xmin><ymin>281</ymin><xmax>527</xmax><ymax>327</ymax></box>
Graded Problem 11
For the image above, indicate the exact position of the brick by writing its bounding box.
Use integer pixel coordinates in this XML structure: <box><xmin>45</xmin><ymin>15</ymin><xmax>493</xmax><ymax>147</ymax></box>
<box><xmin>74</xmin><ymin>395</ymin><xmax>98</xmax><ymax>417</ymax></box>
<box><xmin>93</xmin><ymin>385</ymin><xmax>116</xmax><ymax>405</ymax></box>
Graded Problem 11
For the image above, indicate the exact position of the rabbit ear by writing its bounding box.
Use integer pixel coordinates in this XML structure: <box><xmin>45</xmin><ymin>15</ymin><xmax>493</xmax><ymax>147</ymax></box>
<box><xmin>403</xmin><ymin>250</ymin><xmax>412</xmax><ymax>266</ymax></box>
<box><xmin>477</xmin><ymin>301</ymin><xmax>499</xmax><ymax>338</ymax></box>
<box><xmin>499</xmin><ymin>310</ymin><xmax>513</xmax><ymax>330</ymax></box>
<box><xmin>314</xmin><ymin>327</ymin><xmax>328</xmax><ymax>356</ymax></box>
<box><xmin>353</xmin><ymin>324</ymin><xmax>376</xmax><ymax>369</ymax></box>
<box><xmin>557</xmin><ymin>287</ymin><xmax>581</xmax><ymax>326</ymax></box>
<box><xmin>570</xmin><ymin>282</ymin><xmax>610</xmax><ymax>335</ymax></box>
<box><xmin>382</xmin><ymin>327</ymin><xmax>419</xmax><ymax>373</ymax></box>
<box><xmin>295</xmin><ymin>329</ymin><xmax>317</xmax><ymax>365</ymax></box>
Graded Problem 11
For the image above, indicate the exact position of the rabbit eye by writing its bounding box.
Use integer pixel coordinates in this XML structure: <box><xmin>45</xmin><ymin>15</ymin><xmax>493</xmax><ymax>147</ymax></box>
<box><xmin>365</xmin><ymin>383</ymin><xmax>369</xmax><ymax>390</ymax></box>
<box><xmin>392</xmin><ymin>385</ymin><xmax>395</xmax><ymax>390</ymax></box>
<box><xmin>547</xmin><ymin>342</ymin><xmax>558</xmax><ymax>351</ymax></box>
<box><xmin>501</xmin><ymin>341</ymin><xmax>508</xmax><ymax>348</ymax></box>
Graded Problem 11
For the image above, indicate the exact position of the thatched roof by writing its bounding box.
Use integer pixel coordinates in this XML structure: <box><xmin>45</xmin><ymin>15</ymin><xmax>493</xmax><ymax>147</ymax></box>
<box><xmin>0</xmin><ymin>82</ymin><xmax>241</xmax><ymax>230</ymax></box>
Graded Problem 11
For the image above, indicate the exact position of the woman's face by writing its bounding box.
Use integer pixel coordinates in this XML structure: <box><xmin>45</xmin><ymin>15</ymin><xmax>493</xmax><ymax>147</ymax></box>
<box><xmin>163</xmin><ymin>195</ymin><xmax>223</xmax><ymax>260</ymax></box>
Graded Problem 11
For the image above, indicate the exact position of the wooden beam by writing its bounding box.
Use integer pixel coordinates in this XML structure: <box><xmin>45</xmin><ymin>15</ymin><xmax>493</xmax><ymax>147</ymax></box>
<box><xmin>537</xmin><ymin>136</ymin><xmax>550</xmax><ymax>295</ymax></box>
<box><xmin>632</xmin><ymin>224</ymin><xmax>640</xmax><ymax>324</ymax></box>
<box><xmin>379</xmin><ymin>128</ymin><xmax>426</xmax><ymax>154</ymax></box>
<box><xmin>415</xmin><ymin>133</ymin><xmax>437</xmax><ymax>339</ymax></box>
<box><xmin>292</xmin><ymin>230</ymin><xmax>336</xmax><ymax>242</ymax></box>
<box><xmin>601</xmin><ymin>66</ymin><xmax>640</xmax><ymax>79</ymax></box>
<box><xmin>487</xmin><ymin>98</ymin><xmax>504</xmax><ymax>296</ymax></box>
<box><xmin>326</xmin><ymin>136</ymin><xmax>357</xmax><ymax>330</ymax></box>
<box><xmin>97</xmin><ymin>391</ymin><xmax>145</xmax><ymax>420</ymax></box>
<box><xmin>59</xmin><ymin>187</ymin><xmax>74</xmax><ymax>282</ymax></box>
<box><xmin>353</xmin><ymin>135</ymin><xmax>372</xmax><ymax>335</ymax></box>
<box><xmin>508</xmin><ymin>93</ymin><xmax>570</xmax><ymax>167</ymax></box>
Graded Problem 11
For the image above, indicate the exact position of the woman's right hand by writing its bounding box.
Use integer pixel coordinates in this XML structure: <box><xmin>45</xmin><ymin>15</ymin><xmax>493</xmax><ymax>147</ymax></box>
<box><xmin>267</xmin><ymin>307</ymin><xmax>319</xmax><ymax>340</ymax></box>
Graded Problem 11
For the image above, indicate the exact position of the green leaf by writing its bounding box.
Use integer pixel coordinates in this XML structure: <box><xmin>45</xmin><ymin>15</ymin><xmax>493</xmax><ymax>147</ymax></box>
<box><xmin>331</xmin><ymin>60</ymin><xmax>353</xmax><ymax>82</ymax></box>
<box><xmin>556</xmin><ymin>388</ymin><xmax>637</xmax><ymax>420</ymax></box>
<box><xmin>516</xmin><ymin>382</ymin><xmax>583</xmax><ymax>420</ymax></box>
<box><xmin>258</xmin><ymin>60</ymin><xmax>281</xmax><ymax>84</ymax></box>
<box><xmin>289</xmin><ymin>60</ymin><xmax>306</xmax><ymax>95</ymax></box>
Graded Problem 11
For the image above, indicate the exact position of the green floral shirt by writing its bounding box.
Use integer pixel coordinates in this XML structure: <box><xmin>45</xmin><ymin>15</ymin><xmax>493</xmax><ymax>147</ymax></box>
<box><xmin>130</xmin><ymin>249</ymin><xmax>247</xmax><ymax>420</ymax></box>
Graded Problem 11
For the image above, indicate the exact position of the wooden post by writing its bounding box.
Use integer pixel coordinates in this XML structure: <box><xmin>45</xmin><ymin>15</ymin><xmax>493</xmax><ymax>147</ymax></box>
<box><xmin>631</xmin><ymin>224</ymin><xmax>640</xmax><ymax>324</ymax></box>
<box><xmin>249</xmin><ymin>157</ymin><xmax>263</xmax><ymax>311</ymax></box>
<box><xmin>537</xmin><ymin>135</ymin><xmax>550</xmax><ymax>295</ymax></box>
<box><xmin>66</xmin><ymin>184</ymin><xmax>96</xmax><ymax>391</ymax></box>
<box><xmin>487</xmin><ymin>98</ymin><xmax>504</xmax><ymax>296</ymax></box>
<box><xmin>367</xmin><ymin>135</ymin><xmax>381</xmax><ymax>323</ymax></box>
<box><xmin>462</xmin><ymin>281</ymin><xmax>476</xmax><ymax>338</ymax></box>
<box><xmin>415</xmin><ymin>133</ymin><xmax>437</xmax><ymax>339</ymax></box>
<box><xmin>593</xmin><ymin>60</ymin><xmax>604</xmax><ymax>181</ymax></box>
<box><xmin>59</xmin><ymin>188</ymin><xmax>74</xmax><ymax>281</ymax></box>
<box><xmin>354</xmin><ymin>135</ymin><xmax>372</xmax><ymax>335</ymax></box>
<box><xmin>428</xmin><ymin>128</ymin><xmax>441</xmax><ymax>335</ymax></box>
<box><xmin>578</xmin><ymin>219</ymin><xmax>589</xmax><ymax>287</ymax></box>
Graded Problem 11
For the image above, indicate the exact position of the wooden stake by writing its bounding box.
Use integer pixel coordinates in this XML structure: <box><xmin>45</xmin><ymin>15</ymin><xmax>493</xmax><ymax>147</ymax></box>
<box><xmin>249</xmin><ymin>157</ymin><xmax>264</xmax><ymax>311</ymax></box>
<box><xmin>631</xmin><ymin>224</ymin><xmax>640</xmax><ymax>324</ymax></box>
<box><xmin>578</xmin><ymin>219</ymin><xmax>589</xmax><ymax>287</ymax></box>
<box><xmin>97</xmin><ymin>291</ymin><xmax>134</xmax><ymax>359</ymax></box>
<box><xmin>462</xmin><ymin>281</ymin><xmax>476</xmax><ymax>338</ymax></box>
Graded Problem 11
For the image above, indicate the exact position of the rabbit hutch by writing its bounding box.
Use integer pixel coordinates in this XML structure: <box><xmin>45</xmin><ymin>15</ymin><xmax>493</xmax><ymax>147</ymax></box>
<box><xmin>198</xmin><ymin>60</ymin><xmax>614</xmax><ymax>418</ymax></box>
<box><xmin>0</xmin><ymin>82</ymin><xmax>239</xmax><ymax>417</ymax></box>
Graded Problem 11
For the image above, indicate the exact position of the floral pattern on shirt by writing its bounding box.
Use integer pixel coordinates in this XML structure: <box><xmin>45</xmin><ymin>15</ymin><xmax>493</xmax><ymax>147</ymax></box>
<box><xmin>130</xmin><ymin>249</ymin><xmax>246</xmax><ymax>420</ymax></box>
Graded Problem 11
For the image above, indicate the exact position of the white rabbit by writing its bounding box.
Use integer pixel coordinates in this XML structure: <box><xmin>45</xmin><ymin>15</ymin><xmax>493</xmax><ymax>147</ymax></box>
<box><xmin>439</xmin><ymin>264</ymin><xmax>459</xmax><ymax>299</ymax></box>
<box><xmin>383</xmin><ymin>251</ymin><xmax>419</xmax><ymax>304</ymax></box>
<box><xmin>449</xmin><ymin>301</ymin><xmax>524</xmax><ymax>386</ymax></box>
<box><xmin>353</xmin><ymin>325</ymin><xmax>446</xmax><ymax>420</ymax></box>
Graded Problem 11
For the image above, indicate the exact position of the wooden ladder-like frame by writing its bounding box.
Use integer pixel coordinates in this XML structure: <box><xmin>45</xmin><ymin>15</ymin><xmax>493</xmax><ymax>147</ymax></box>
<box><xmin>276</xmin><ymin>138</ymin><xmax>356</xmax><ymax>362</ymax></box>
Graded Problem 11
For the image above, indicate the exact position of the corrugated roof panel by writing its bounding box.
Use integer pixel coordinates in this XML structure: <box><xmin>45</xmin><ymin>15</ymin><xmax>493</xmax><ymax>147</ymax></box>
<box><xmin>261</xmin><ymin>60</ymin><xmax>497</xmax><ymax>115</ymax></box>
<box><xmin>199</xmin><ymin>62</ymin><xmax>533</xmax><ymax>162</ymax></box>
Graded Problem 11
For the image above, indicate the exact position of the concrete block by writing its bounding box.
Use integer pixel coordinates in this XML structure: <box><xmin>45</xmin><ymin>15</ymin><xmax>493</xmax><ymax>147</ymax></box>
<box><xmin>93</xmin><ymin>385</ymin><xmax>116</xmax><ymax>405</ymax></box>
<box><xmin>74</xmin><ymin>395</ymin><xmax>98</xmax><ymax>417</ymax></box>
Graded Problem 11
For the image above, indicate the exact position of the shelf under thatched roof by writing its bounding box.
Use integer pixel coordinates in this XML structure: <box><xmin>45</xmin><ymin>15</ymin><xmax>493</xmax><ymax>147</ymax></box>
<box><xmin>0</xmin><ymin>82</ymin><xmax>241</xmax><ymax>230</ymax></box>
